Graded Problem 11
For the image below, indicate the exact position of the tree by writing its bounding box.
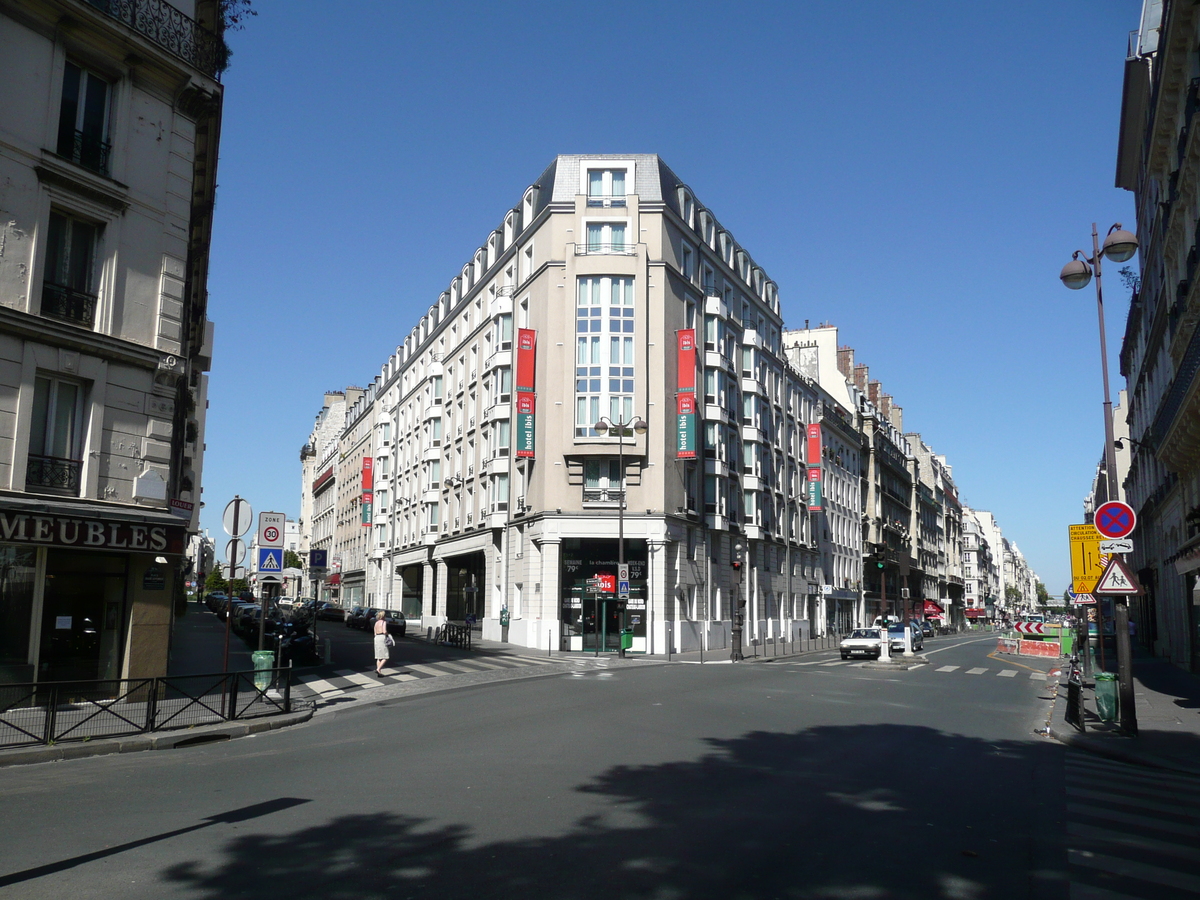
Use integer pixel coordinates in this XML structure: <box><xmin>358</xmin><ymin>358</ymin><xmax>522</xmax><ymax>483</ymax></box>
<box><xmin>204</xmin><ymin>569</ymin><xmax>228</xmax><ymax>593</ymax></box>
<box><xmin>1036</xmin><ymin>581</ymin><xmax>1050</xmax><ymax>607</ymax></box>
<box><xmin>1004</xmin><ymin>585</ymin><xmax>1022</xmax><ymax>606</ymax></box>
<box><xmin>229</xmin><ymin>577</ymin><xmax>250</xmax><ymax>595</ymax></box>
<box><xmin>284</xmin><ymin>550</ymin><xmax>303</xmax><ymax>570</ymax></box>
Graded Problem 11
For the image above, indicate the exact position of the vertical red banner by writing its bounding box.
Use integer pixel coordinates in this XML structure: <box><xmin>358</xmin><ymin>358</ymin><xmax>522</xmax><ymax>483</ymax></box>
<box><xmin>806</xmin><ymin>423</ymin><xmax>822</xmax><ymax>465</ymax></box>
<box><xmin>516</xmin><ymin>328</ymin><xmax>537</xmax><ymax>392</ymax></box>
<box><xmin>676</xmin><ymin>329</ymin><xmax>696</xmax><ymax>393</ymax></box>
<box><xmin>361</xmin><ymin>457</ymin><xmax>374</xmax><ymax>491</ymax></box>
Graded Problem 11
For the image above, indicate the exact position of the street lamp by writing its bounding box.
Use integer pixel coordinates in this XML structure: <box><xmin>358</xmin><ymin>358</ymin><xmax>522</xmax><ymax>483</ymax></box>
<box><xmin>593</xmin><ymin>414</ymin><xmax>648</xmax><ymax>658</ymax></box>
<box><xmin>1060</xmin><ymin>221</ymin><xmax>1139</xmax><ymax>736</ymax></box>
<box><xmin>731</xmin><ymin>541</ymin><xmax>745</xmax><ymax>661</ymax></box>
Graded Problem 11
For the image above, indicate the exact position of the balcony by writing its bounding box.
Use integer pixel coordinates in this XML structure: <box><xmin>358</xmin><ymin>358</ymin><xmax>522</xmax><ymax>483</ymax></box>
<box><xmin>26</xmin><ymin>455</ymin><xmax>81</xmax><ymax>495</ymax></box>
<box><xmin>574</xmin><ymin>242</ymin><xmax>636</xmax><ymax>256</ymax></box>
<box><xmin>41</xmin><ymin>283</ymin><xmax>96</xmax><ymax>328</ymax></box>
<box><xmin>83</xmin><ymin>0</ymin><xmax>226</xmax><ymax>78</ymax></box>
<box><xmin>584</xmin><ymin>488</ymin><xmax>625</xmax><ymax>504</ymax></box>
<box><xmin>585</xmin><ymin>195</ymin><xmax>627</xmax><ymax>208</ymax></box>
<box><xmin>56</xmin><ymin>129</ymin><xmax>111</xmax><ymax>177</ymax></box>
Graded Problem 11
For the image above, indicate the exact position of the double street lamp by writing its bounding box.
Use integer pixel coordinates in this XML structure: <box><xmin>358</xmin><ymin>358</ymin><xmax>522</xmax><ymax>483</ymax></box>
<box><xmin>593</xmin><ymin>414</ymin><xmax>648</xmax><ymax>658</ymax></box>
<box><xmin>1060</xmin><ymin>221</ymin><xmax>1139</xmax><ymax>735</ymax></box>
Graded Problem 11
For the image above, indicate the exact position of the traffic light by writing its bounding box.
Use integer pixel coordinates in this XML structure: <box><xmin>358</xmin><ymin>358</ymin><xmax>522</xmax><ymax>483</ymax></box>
<box><xmin>875</xmin><ymin>558</ymin><xmax>885</xmax><ymax>569</ymax></box>
<box><xmin>731</xmin><ymin>543</ymin><xmax>743</xmax><ymax>571</ymax></box>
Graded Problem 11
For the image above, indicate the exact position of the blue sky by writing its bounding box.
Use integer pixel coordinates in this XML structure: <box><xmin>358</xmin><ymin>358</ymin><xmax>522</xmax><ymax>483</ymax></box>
<box><xmin>202</xmin><ymin>1</ymin><xmax>1139</xmax><ymax>595</ymax></box>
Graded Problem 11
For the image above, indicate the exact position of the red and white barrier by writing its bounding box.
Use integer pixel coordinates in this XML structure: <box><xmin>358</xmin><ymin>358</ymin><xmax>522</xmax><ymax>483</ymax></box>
<box><xmin>1014</xmin><ymin>622</ymin><xmax>1046</xmax><ymax>635</ymax></box>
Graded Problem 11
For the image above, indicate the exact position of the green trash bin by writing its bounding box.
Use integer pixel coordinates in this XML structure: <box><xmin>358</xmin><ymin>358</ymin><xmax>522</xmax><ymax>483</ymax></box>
<box><xmin>1094</xmin><ymin>672</ymin><xmax>1118</xmax><ymax>722</ymax></box>
<box><xmin>620</xmin><ymin>630</ymin><xmax>633</xmax><ymax>651</ymax></box>
<box><xmin>252</xmin><ymin>650</ymin><xmax>276</xmax><ymax>691</ymax></box>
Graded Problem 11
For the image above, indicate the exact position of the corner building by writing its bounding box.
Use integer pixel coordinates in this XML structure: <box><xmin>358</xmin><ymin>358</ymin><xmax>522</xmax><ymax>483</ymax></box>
<box><xmin>0</xmin><ymin>0</ymin><xmax>224</xmax><ymax>682</ymax></box>
<box><xmin>364</xmin><ymin>155</ymin><xmax>829</xmax><ymax>653</ymax></box>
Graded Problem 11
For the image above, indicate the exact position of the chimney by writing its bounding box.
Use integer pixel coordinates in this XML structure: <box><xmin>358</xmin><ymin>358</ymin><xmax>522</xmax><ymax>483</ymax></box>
<box><xmin>854</xmin><ymin>364</ymin><xmax>869</xmax><ymax>392</ymax></box>
<box><xmin>880</xmin><ymin>393</ymin><xmax>892</xmax><ymax>418</ymax></box>
<box><xmin>868</xmin><ymin>379</ymin><xmax>882</xmax><ymax>405</ymax></box>
<box><xmin>889</xmin><ymin>404</ymin><xmax>903</xmax><ymax>433</ymax></box>
<box><xmin>837</xmin><ymin>346</ymin><xmax>854</xmax><ymax>378</ymax></box>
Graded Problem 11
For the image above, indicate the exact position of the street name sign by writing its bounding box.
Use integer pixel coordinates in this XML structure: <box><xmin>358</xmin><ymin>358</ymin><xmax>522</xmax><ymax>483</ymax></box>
<box><xmin>222</xmin><ymin>497</ymin><xmax>252</xmax><ymax>538</ymax></box>
<box><xmin>1094</xmin><ymin>557</ymin><xmax>1143</xmax><ymax>595</ymax></box>
<box><xmin>1068</xmin><ymin>523</ymin><xmax>1107</xmax><ymax>594</ymax></box>
<box><xmin>1099</xmin><ymin>538</ymin><xmax>1134</xmax><ymax>554</ymax></box>
<box><xmin>1094</xmin><ymin>501</ymin><xmax>1136</xmax><ymax>540</ymax></box>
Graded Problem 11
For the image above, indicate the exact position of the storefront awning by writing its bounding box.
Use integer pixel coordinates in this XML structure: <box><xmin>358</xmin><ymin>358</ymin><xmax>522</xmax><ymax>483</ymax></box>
<box><xmin>327</xmin><ymin>573</ymin><xmax>341</xmax><ymax>585</ymax></box>
<box><xmin>923</xmin><ymin>599</ymin><xmax>944</xmax><ymax>615</ymax></box>
<box><xmin>965</xmin><ymin>608</ymin><xmax>987</xmax><ymax>618</ymax></box>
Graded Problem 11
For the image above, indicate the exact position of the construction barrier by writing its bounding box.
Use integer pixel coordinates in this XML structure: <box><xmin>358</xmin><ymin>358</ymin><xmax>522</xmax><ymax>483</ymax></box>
<box><xmin>996</xmin><ymin>637</ymin><xmax>1061</xmax><ymax>658</ymax></box>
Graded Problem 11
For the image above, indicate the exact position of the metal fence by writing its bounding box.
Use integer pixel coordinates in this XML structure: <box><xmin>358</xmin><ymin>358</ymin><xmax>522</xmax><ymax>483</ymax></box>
<box><xmin>0</xmin><ymin>667</ymin><xmax>299</xmax><ymax>750</ymax></box>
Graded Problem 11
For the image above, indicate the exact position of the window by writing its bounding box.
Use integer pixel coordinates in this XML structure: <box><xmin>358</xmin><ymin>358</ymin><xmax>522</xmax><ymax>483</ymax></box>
<box><xmin>586</xmin><ymin>168</ymin><xmax>627</xmax><ymax>206</ymax></box>
<box><xmin>494</xmin><ymin>419</ymin><xmax>511</xmax><ymax>457</ymax></box>
<box><xmin>494</xmin><ymin>366</ymin><xmax>512</xmax><ymax>404</ymax></box>
<box><xmin>42</xmin><ymin>211</ymin><xmax>99</xmax><ymax>328</ymax></box>
<box><xmin>376</xmin><ymin>489</ymin><xmax>388</xmax><ymax>513</ymax></box>
<box><xmin>702</xmin><ymin>266</ymin><xmax>715</xmax><ymax>295</ymax></box>
<box><xmin>380</xmin><ymin>421</ymin><xmax>392</xmax><ymax>443</ymax></box>
<box><xmin>429</xmin><ymin>418</ymin><xmax>442</xmax><ymax>446</ymax></box>
<box><xmin>494</xmin><ymin>473</ymin><xmax>509</xmax><ymax>511</ymax></box>
<box><xmin>57</xmin><ymin>62</ymin><xmax>110</xmax><ymax>176</ymax></box>
<box><xmin>575</xmin><ymin>276</ymin><xmax>635</xmax><ymax>436</ymax></box>
<box><xmin>583</xmin><ymin>458</ymin><xmax>623</xmax><ymax>502</ymax></box>
<box><xmin>27</xmin><ymin>376</ymin><xmax>84</xmax><ymax>494</ymax></box>
<box><xmin>496</xmin><ymin>314</ymin><xmax>513</xmax><ymax>350</ymax></box>
<box><xmin>432</xmin><ymin>375</ymin><xmax>443</xmax><ymax>403</ymax></box>
<box><xmin>680</xmin><ymin>245</ymin><xmax>693</xmax><ymax>281</ymax></box>
<box><xmin>585</xmin><ymin>221</ymin><xmax>629</xmax><ymax>254</ymax></box>
<box><xmin>704</xmin><ymin>314</ymin><xmax>720</xmax><ymax>351</ymax></box>
<box><xmin>427</xmin><ymin>460</ymin><xmax>440</xmax><ymax>489</ymax></box>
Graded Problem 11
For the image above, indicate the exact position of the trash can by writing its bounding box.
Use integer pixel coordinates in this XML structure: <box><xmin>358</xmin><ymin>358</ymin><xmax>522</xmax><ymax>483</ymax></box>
<box><xmin>620</xmin><ymin>629</ymin><xmax>634</xmax><ymax>651</ymax></box>
<box><xmin>1060</xmin><ymin>630</ymin><xmax>1074</xmax><ymax>657</ymax></box>
<box><xmin>252</xmin><ymin>650</ymin><xmax>276</xmax><ymax>691</ymax></box>
<box><xmin>1094</xmin><ymin>672</ymin><xmax>1118</xmax><ymax>722</ymax></box>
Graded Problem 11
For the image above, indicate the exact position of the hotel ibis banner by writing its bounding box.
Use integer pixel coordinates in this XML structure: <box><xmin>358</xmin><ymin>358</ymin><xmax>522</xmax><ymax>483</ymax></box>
<box><xmin>361</xmin><ymin>458</ymin><xmax>374</xmax><ymax>526</ymax></box>
<box><xmin>676</xmin><ymin>329</ymin><xmax>696</xmax><ymax>394</ymax></box>
<box><xmin>676</xmin><ymin>393</ymin><xmax>697</xmax><ymax>459</ymax></box>
<box><xmin>516</xmin><ymin>392</ymin><xmax>536</xmax><ymax>458</ymax></box>
<box><xmin>806</xmin><ymin>424</ymin><xmax>822</xmax><ymax>465</ymax></box>
<box><xmin>806</xmin><ymin>466</ymin><xmax>823</xmax><ymax>511</ymax></box>
<box><xmin>516</xmin><ymin>328</ymin><xmax>536</xmax><ymax>393</ymax></box>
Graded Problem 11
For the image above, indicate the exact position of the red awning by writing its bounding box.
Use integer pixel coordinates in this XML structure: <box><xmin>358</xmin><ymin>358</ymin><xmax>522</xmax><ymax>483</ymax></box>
<box><xmin>965</xmin><ymin>608</ymin><xmax>987</xmax><ymax>618</ymax></box>
<box><xmin>923</xmin><ymin>599</ymin><xmax>944</xmax><ymax>615</ymax></box>
<box><xmin>328</xmin><ymin>573</ymin><xmax>341</xmax><ymax>585</ymax></box>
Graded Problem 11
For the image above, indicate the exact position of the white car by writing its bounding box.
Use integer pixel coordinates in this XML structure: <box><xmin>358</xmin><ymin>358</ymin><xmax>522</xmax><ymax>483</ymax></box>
<box><xmin>840</xmin><ymin>628</ymin><xmax>883</xmax><ymax>660</ymax></box>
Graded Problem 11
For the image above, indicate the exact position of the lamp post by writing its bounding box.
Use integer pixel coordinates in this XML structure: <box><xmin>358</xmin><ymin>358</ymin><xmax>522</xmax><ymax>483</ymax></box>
<box><xmin>731</xmin><ymin>541</ymin><xmax>745</xmax><ymax>661</ymax></box>
<box><xmin>1060</xmin><ymin>221</ymin><xmax>1139</xmax><ymax>736</ymax></box>
<box><xmin>593</xmin><ymin>414</ymin><xmax>647</xmax><ymax>658</ymax></box>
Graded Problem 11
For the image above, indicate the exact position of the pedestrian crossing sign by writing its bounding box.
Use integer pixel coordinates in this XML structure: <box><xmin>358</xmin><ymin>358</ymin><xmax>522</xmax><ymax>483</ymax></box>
<box><xmin>257</xmin><ymin>548</ymin><xmax>282</xmax><ymax>572</ymax></box>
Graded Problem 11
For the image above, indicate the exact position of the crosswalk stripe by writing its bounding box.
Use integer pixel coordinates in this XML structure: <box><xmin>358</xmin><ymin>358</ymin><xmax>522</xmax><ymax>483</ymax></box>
<box><xmin>296</xmin><ymin>677</ymin><xmax>342</xmax><ymax>695</ymax></box>
<box><xmin>1029</xmin><ymin>672</ymin><xmax>1047</xmax><ymax>680</ymax></box>
<box><xmin>435</xmin><ymin>660</ymin><xmax>491</xmax><ymax>673</ymax></box>
<box><xmin>1067</xmin><ymin>776</ymin><xmax>1200</xmax><ymax>809</ymax></box>
<box><xmin>966</xmin><ymin>667</ymin><xmax>988</xmax><ymax>675</ymax></box>
<box><xmin>1068</xmin><ymin>802</ymin><xmax>1200</xmax><ymax>839</ymax></box>
<box><xmin>1069</xmin><ymin>757</ymin><xmax>1200</xmax><ymax>790</ymax></box>
<box><xmin>1068</xmin><ymin>847</ymin><xmax>1200</xmax><ymax>893</ymax></box>
<box><xmin>819</xmin><ymin>660</ymin><xmax>853</xmax><ymax>666</ymax></box>
<box><xmin>340</xmin><ymin>672</ymin><xmax>383</xmax><ymax>687</ymax></box>
<box><xmin>1068</xmin><ymin>786</ymin><xmax>1200</xmax><ymax>819</ymax></box>
<box><xmin>997</xmin><ymin>670</ymin><xmax>1018</xmax><ymax>677</ymax></box>
<box><xmin>404</xmin><ymin>662</ymin><xmax>462</xmax><ymax>677</ymax></box>
<box><xmin>1068</xmin><ymin>821</ymin><xmax>1200</xmax><ymax>864</ymax></box>
<box><xmin>936</xmin><ymin>665</ymin><xmax>959</xmax><ymax>672</ymax></box>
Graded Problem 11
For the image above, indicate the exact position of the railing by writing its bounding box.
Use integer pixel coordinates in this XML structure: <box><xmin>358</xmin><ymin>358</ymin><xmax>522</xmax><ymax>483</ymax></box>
<box><xmin>586</xmin><ymin>195</ymin><xmax>627</xmax><ymax>207</ymax></box>
<box><xmin>41</xmin><ymin>282</ymin><xmax>97</xmax><ymax>327</ymax></box>
<box><xmin>25</xmin><ymin>454</ymin><xmax>82</xmax><ymax>494</ymax></box>
<box><xmin>575</xmin><ymin>243</ymin><xmax>636</xmax><ymax>255</ymax></box>
<box><xmin>57</xmin><ymin>128</ymin><xmax>112</xmax><ymax>176</ymax></box>
<box><xmin>0</xmin><ymin>667</ymin><xmax>302</xmax><ymax>750</ymax></box>
<box><xmin>583</xmin><ymin>488</ymin><xmax>625</xmax><ymax>503</ymax></box>
<box><xmin>83</xmin><ymin>0</ymin><xmax>226</xmax><ymax>78</ymax></box>
<box><xmin>433</xmin><ymin>623</ymin><xmax>472</xmax><ymax>649</ymax></box>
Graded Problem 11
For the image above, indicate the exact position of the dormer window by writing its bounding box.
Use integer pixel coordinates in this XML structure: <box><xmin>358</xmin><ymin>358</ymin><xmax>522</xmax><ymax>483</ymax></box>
<box><xmin>586</xmin><ymin>168</ymin><xmax>627</xmax><ymax>207</ymax></box>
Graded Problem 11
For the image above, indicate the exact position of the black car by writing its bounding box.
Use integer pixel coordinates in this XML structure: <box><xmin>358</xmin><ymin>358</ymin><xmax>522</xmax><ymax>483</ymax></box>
<box><xmin>315</xmin><ymin>602</ymin><xmax>346</xmax><ymax>622</ymax></box>
<box><xmin>382</xmin><ymin>610</ymin><xmax>407</xmax><ymax>638</ymax></box>
<box><xmin>346</xmin><ymin>606</ymin><xmax>370</xmax><ymax>629</ymax></box>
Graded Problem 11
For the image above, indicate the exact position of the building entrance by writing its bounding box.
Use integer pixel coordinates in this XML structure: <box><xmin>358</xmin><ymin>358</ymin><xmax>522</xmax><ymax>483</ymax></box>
<box><xmin>39</xmin><ymin>549</ymin><xmax>128</xmax><ymax>682</ymax></box>
<box><xmin>560</xmin><ymin>538</ymin><xmax>646</xmax><ymax>652</ymax></box>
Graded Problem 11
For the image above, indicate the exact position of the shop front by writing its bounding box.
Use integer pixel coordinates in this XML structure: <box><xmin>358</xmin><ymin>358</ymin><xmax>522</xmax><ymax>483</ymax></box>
<box><xmin>0</xmin><ymin>503</ymin><xmax>188</xmax><ymax>684</ymax></box>
<box><xmin>560</xmin><ymin>538</ymin><xmax>646</xmax><ymax>652</ymax></box>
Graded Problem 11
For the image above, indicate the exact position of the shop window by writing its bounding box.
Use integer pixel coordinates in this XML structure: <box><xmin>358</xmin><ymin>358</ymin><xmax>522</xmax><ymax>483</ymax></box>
<box><xmin>27</xmin><ymin>376</ymin><xmax>85</xmax><ymax>495</ymax></box>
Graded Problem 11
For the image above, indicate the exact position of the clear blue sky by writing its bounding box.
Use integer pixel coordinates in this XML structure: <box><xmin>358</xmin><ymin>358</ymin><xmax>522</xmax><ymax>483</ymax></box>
<box><xmin>202</xmin><ymin>1</ymin><xmax>1139</xmax><ymax>595</ymax></box>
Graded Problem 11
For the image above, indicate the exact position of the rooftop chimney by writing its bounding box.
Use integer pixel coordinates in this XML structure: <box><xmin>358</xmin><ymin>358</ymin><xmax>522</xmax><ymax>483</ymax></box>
<box><xmin>890</xmin><ymin>404</ymin><xmax>903</xmax><ymax>433</ymax></box>
<box><xmin>868</xmin><ymin>380</ymin><xmax>882</xmax><ymax>405</ymax></box>
<box><xmin>854</xmin><ymin>364</ymin><xmax>869</xmax><ymax>392</ymax></box>
<box><xmin>837</xmin><ymin>346</ymin><xmax>854</xmax><ymax>378</ymax></box>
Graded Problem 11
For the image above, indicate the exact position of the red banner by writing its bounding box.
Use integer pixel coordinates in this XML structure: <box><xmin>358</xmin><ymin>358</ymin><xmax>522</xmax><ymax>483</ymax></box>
<box><xmin>676</xmin><ymin>329</ymin><xmax>696</xmax><ymax>393</ymax></box>
<box><xmin>361</xmin><ymin>457</ymin><xmax>373</xmax><ymax>491</ymax></box>
<box><xmin>516</xmin><ymin>328</ymin><xmax>536</xmax><ymax>392</ymax></box>
<box><xmin>806</xmin><ymin>424</ymin><xmax>822</xmax><ymax>466</ymax></box>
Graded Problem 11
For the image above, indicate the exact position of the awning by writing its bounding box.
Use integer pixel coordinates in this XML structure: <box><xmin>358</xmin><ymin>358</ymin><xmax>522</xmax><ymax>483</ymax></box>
<box><xmin>327</xmin><ymin>573</ymin><xmax>341</xmax><ymax>585</ymax></box>
<box><xmin>965</xmin><ymin>608</ymin><xmax>987</xmax><ymax>618</ymax></box>
<box><xmin>923</xmin><ymin>599</ymin><xmax>944</xmax><ymax>615</ymax></box>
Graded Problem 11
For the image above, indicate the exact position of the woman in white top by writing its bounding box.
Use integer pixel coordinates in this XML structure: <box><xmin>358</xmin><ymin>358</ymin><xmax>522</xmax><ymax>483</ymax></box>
<box><xmin>373</xmin><ymin>610</ymin><xmax>390</xmax><ymax>676</ymax></box>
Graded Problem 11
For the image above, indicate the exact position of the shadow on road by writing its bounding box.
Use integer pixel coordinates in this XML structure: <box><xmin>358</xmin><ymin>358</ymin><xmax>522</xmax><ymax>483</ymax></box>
<box><xmin>159</xmin><ymin>724</ymin><xmax>1068</xmax><ymax>899</ymax></box>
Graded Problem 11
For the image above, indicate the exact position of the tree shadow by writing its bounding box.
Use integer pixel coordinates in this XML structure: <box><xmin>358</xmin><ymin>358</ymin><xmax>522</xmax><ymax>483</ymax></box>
<box><xmin>162</xmin><ymin>724</ymin><xmax>1068</xmax><ymax>900</ymax></box>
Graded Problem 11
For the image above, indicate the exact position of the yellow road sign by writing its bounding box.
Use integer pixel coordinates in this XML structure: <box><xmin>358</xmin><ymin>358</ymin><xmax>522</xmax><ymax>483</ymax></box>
<box><xmin>1069</xmin><ymin>523</ymin><xmax>1109</xmax><ymax>594</ymax></box>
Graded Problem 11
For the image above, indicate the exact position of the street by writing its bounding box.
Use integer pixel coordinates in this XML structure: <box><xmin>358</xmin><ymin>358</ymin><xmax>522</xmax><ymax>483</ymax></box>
<box><xmin>8</xmin><ymin>636</ymin><xmax>1196</xmax><ymax>898</ymax></box>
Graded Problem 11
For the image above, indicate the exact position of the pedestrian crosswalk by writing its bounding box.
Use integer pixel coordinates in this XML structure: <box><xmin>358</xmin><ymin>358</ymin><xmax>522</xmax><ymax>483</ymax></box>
<box><xmin>792</xmin><ymin>658</ymin><xmax>1048</xmax><ymax>679</ymax></box>
<box><xmin>1065</xmin><ymin>751</ymin><xmax>1200</xmax><ymax>898</ymax></box>
<box><xmin>292</xmin><ymin>654</ymin><xmax>560</xmax><ymax>702</ymax></box>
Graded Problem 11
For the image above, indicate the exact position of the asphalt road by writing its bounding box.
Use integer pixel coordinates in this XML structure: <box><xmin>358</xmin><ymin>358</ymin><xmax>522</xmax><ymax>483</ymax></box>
<box><xmin>3</xmin><ymin>635</ymin><xmax>1191</xmax><ymax>899</ymax></box>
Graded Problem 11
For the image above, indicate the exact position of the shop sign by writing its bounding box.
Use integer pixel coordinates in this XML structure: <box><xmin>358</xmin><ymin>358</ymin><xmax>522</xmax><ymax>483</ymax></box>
<box><xmin>169</xmin><ymin>498</ymin><xmax>194</xmax><ymax>520</ymax></box>
<box><xmin>516</xmin><ymin>393</ymin><xmax>536</xmax><ymax>458</ymax></box>
<box><xmin>806</xmin><ymin>467</ymin><xmax>823</xmax><ymax>511</ymax></box>
<box><xmin>676</xmin><ymin>393</ymin><xmax>697</xmax><ymax>459</ymax></box>
<box><xmin>143</xmin><ymin>565</ymin><xmax>166</xmax><ymax>590</ymax></box>
<box><xmin>516</xmin><ymin>328</ymin><xmax>537</xmax><ymax>392</ymax></box>
<box><xmin>676</xmin><ymin>329</ymin><xmax>696</xmax><ymax>393</ymax></box>
<box><xmin>806</xmin><ymin>424</ymin><xmax>822</xmax><ymax>466</ymax></box>
<box><xmin>0</xmin><ymin>511</ymin><xmax>185</xmax><ymax>553</ymax></box>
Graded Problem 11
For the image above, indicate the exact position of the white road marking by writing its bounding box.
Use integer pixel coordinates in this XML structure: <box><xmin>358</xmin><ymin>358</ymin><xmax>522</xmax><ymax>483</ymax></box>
<box><xmin>404</xmin><ymin>663</ymin><xmax>462</xmax><ymax>677</ymax></box>
<box><xmin>997</xmin><ymin>670</ymin><xmax>1018</xmax><ymax>677</ymax></box>
<box><xmin>936</xmin><ymin>665</ymin><xmax>960</xmax><ymax>673</ymax></box>
<box><xmin>1029</xmin><ymin>672</ymin><xmax>1047</xmax><ymax>680</ymax></box>
<box><xmin>340</xmin><ymin>672</ymin><xmax>383</xmax><ymax>687</ymax></box>
<box><xmin>965</xmin><ymin>667</ymin><xmax>988</xmax><ymax>675</ymax></box>
<box><xmin>819</xmin><ymin>660</ymin><xmax>854</xmax><ymax>666</ymax></box>
<box><xmin>297</xmin><ymin>678</ymin><xmax>342</xmax><ymax>695</ymax></box>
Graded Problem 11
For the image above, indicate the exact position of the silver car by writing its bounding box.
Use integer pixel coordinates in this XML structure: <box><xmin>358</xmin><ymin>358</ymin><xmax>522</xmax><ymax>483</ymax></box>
<box><xmin>839</xmin><ymin>628</ymin><xmax>883</xmax><ymax>660</ymax></box>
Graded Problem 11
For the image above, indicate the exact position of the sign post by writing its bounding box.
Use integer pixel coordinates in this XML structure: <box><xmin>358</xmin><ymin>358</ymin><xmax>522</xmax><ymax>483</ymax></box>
<box><xmin>221</xmin><ymin>496</ymin><xmax>252</xmax><ymax>674</ymax></box>
<box><xmin>256</xmin><ymin>512</ymin><xmax>286</xmax><ymax>650</ymax></box>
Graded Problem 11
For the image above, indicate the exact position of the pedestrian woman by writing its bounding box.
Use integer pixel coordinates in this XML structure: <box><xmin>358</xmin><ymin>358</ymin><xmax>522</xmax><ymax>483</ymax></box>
<box><xmin>373</xmin><ymin>609</ymin><xmax>390</xmax><ymax>676</ymax></box>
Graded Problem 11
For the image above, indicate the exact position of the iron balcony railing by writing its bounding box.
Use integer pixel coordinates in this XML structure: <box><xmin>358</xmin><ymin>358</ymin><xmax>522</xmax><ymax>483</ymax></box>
<box><xmin>583</xmin><ymin>488</ymin><xmax>625</xmax><ymax>503</ymax></box>
<box><xmin>26</xmin><ymin>454</ymin><xmax>82</xmax><ymax>494</ymax></box>
<box><xmin>575</xmin><ymin>243</ymin><xmax>636</xmax><ymax>256</ymax></box>
<box><xmin>41</xmin><ymin>282</ymin><xmax>97</xmax><ymax>328</ymax></box>
<box><xmin>0</xmin><ymin>667</ymin><xmax>302</xmax><ymax>749</ymax></box>
<box><xmin>57</xmin><ymin>128</ymin><xmax>112</xmax><ymax>177</ymax></box>
<box><xmin>82</xmin><ymin>0</ymin><xmax>225</xmax><ymax>78</ymax></box>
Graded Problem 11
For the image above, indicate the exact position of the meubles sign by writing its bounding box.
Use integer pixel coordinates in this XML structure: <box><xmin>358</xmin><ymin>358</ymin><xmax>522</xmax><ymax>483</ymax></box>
<box><xmin>0</xmin><ymin>512</ymin><xmax>185</xmax><ymax>553</ymax></box>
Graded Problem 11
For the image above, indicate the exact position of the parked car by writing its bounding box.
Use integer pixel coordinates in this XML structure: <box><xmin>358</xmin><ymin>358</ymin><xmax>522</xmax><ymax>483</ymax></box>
<box><xmin>839</xmin><ymin>629</ymin><xmax>883</xmax><ymax>660</ymax></box>
<box><xmin>205</xmin><ymin>591</ymin><xmax>228</xmax><ymax>612</ymax></box>
<box><xmin>346</xmin><ymin>606</ymin><xmax>370</xmax><ymax>629</ymax></box>
<box><xmin>917</xmin><ymin>619</ymin><xmax>934</xmax><ymax>638</ymax></box>
<box><xmin>382</xmin><ymin>609</ymin><xmax>407</xmax><ymax>638</ymax></box>
<box><xmin>315</xmin><ymin>602</ymin><xmax>346</xmax><ymax>621</ymax></box>
<box><xmin>221</xmin><ymin>599</ymin><xmax>253</xmax><ymax>622</ymax></box>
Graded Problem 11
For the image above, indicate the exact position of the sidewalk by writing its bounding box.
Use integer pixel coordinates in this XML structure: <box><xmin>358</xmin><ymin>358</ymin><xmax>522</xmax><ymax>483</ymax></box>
<box><xmin>1049</xmin><ymin>644</ymin><xmax>1200</xmax><ymax>776</ymax></box>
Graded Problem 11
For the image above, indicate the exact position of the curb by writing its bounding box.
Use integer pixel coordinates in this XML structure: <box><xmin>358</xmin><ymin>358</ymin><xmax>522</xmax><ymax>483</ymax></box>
<box><xmin>0</xmin><ymin>705</ymin><xmax>314</xmax><ymax>769</ymax></box>
<box><xmin>1047</xmin><ymin>682</ymin><xmax>1200</xmax><ymax>777</ymax></box>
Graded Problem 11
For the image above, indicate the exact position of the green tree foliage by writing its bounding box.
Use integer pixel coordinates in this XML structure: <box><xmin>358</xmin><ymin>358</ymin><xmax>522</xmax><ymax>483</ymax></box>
<box><xmin>284</xmin><ymin>550</ymin><xmax>303</xmax><ymax>570</ymax></box>
<box><xmin>205</xmin><ymin>569</ymin><xmax>228</xmax><ymax>592</ymax></box>
<box><xmin>1036</xmin><ymin>581</ymin><xmax>1050</xmax><ymax>607</ymax></box>
<box><xmin>229</xmin><ymin>577</ymin><xmax>250</xmax><ymax>595</ymax></box>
